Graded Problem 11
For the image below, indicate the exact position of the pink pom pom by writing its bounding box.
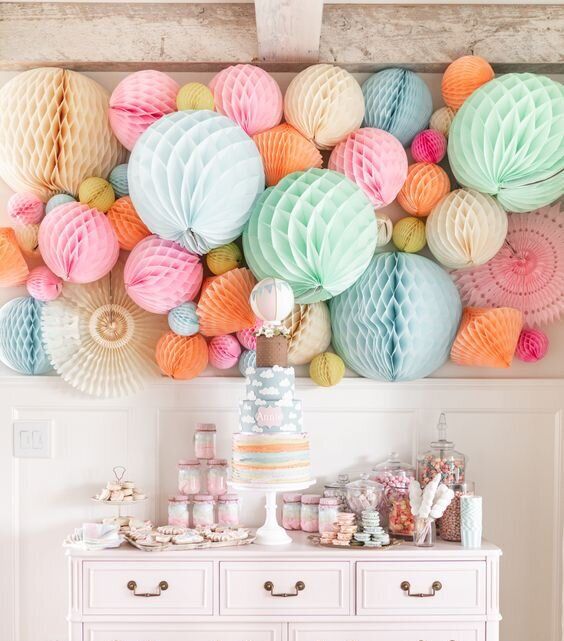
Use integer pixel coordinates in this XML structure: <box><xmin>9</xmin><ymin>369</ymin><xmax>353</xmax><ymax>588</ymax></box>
<box><xmin>410</xmin><ymin>129</ymin><xmax>447</xmax><ymax>164</ymax></box>
<box><xmin>208</xmin><ymin>334</ymin><xmax>241</xmax><ymax>369</ymax></box>
<box><xmin>7</xmin><ymin>192</ymin><xmax>45</xmax><ymax>225</ymax></box>
<box><xmin>236</xmin><ymin>319</ymin><xmax>263</xmax><ymax>350</ymax></box>
<box><xmin>38</xmin><ymin>202</ymin><xmax>119</xmax><ymax>283</ymax></box>
<box><xmin>328</xmin><ymin>128</ymin><xmax>408</xmax><ymax>209</ymax></box>
<box><xmin>26</xmin><ymin>266</ymin><xmax>62</xmax><ymax>301</ymax></box>
<box><xmin>515</xmin><ymin>328</ymin><xmax>549</xmax><ymax>363</ymax></box>
<box><xmin>109</xmin><ymin>70</ymin><xmax>179</xmax><ymax>151</ymax></box>
<box><xmin>209</xmin><ymin>64</ymin><xmax>283</xmax><ymax>136</ymax></box>
<box><xmin>124</xmin><ymin>236</ymin><xmax>203</xmax><ymax>314</ymax></box>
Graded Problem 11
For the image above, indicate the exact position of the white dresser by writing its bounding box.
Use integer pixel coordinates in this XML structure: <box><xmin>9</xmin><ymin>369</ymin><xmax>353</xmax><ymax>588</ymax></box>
<box><xmin>67</xmin><ymin>532</ymin><xmax>501</xmax><ymax>641</ymax></box>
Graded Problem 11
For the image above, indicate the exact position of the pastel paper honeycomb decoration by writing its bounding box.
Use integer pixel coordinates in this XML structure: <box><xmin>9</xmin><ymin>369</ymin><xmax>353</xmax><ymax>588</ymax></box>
<box><xmin>310</xmin><ymin>352</ymin><xmax>345</xmax><ymax>387</ymax></box>
<box><xmin>128</xmin><ymin>110</ymin><xmax>264</xmax><ymax>255</ymax></box>
<box><xmin>168</xmin><ymin>302</ymin><xmax>199</xmax><ymax>336</ymax></box>
<box><xmin>208</xmin><ymin>334</ymin><xmax>242</xmax><ymax>369</ymax></box>
<box><xmin>26</xmin><ymin>266</ymin><xmax>62</xmax><ymax>302</ymax></box>
<box><xmin>238</xmin><ymin>349</ymin><xmax>256</xmax><ymax>375</ymax></box>
<box><xmin>0</xmin><ymin>228</ymin><xmax>29</xmax><ymax>287</ymax></box>
<box><xmin>78</xmin><ymin>177</ymin><xmax>115</xmax><ymax>213</ymax></box>
<box><xmin>410</xmin><ymin>130</ymin><xmax>447</xmax><ymax>164</ymax></box>
<box><xmin>397</xmin><ymin>163</ymin><xmax>451</xmax><ymax>217</ymax></box>
<box><xmin>206</xmin><ymin>242</ymin><xmax>243</xmax><ymax>276</ymax></box>
<box><xmin>46</xmin><ymin>193</ymin><xmax>75</xmax><ymax>213</ymax></box>
<box><xmin>429</xmin><ymin>106</ymin><xmax>456</xmax><ymax>138</ymax></box>
<box><xmin>448</xmin><ymin>73</ymin><xmax>564</xmax><ymax>212</ymax></box>
<box><xmin>442</xmin><ymin>56</ymin><xmax>494</xmax><ymax>111</ymax></box>
<box><xmin>0</xmin><ymin>68</ymin><xmax>125</xmax><ymax>200</ymax></box>
<box><xmin>156</xmin><ymin>332</ymin><xmax>209</xmax><ymax>380</ymax></box>
<box><xmin>284</xmin><ymin>64</ymin><xmax>365</xmax><ymax>149</ymax></box>
<box><xmin>108</xmin><ymin>164</ymin><xmax>129</xmax><ymax>198</ymax></box>
<box><xmin>236</xmin><ymin>319</ymin><xmax>262</xmax><ymax>351</ymax></box>
<box><xmin>176</xmin><ymin>82</ymin><xmax>214</xmax><ymax>111</ymax></box>
<box><xmin>107</xmin><ymin>196</ymin><xmax>151</xmax><ymax>251</ymax></box>
<box><xmin>376</xmin><ymin>214</ymin><xmax>393</xmax><ymax>247</ymax></box>
<box><xmin>14</xmin><ymin>222</ymin><xmax>40</xmax><ymax>257</ymax></box>
<box><xmin>282</xmin><ymin>302</ymin><xmax>331</xmax><ymax>366</ymax></box>
<box><xmin>7</xmin><ymin>192</ymin><xmax>44</xmax><ymax>225</ymax></box>
<box><xmin>330</xmin><ymin>252</ymin><xmax>462</xmax><ymax>381</ymax></box>
<box><xmin>392</xmin><ymin>217</ymin><xmax>426</xmax><ymax>253</ymax></box>
<box><xmin>426</xmin><ymin>189</ymin><xmax>508</xmax><ymax>269</ymax></box>
<box><xmin>450</xmin><ymin>307</ymin><xmax>523</xmax><ymax>368</ymax></box>
<box><xmin>515</xmin><ymin>328</ymin><xmax>549</xmax><ymax>363</ymax></box>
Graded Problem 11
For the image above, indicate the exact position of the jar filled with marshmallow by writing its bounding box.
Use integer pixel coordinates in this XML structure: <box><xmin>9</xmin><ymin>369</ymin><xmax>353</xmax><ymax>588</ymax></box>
<box><xmin>301</xmin><ymin>494</ymin><xmax>321</xmax><ymax>533</ymax></box>
<box><xmin>192</xmin><ymin>494</ymin><xmax>215</xmax><ymax>528</ymax></box>
<box><xmin>217</xmin><ymin>494</ymin><xmax>240</xmax><ymax>527</ymax></box>
<box><xmin>207</xmin><ymin>459</ymin><xmax>228</xmax><ymax>496</ymax></box>
<box><xmin>194</xmin><ymin>423</ymin><xmax>216</xmax><ymax>460</ymax></box>
<box><xmin>318</xmin><ymin>497</ymin><xmax>340</xmax><ymax>533</ymax></box>
<box><xmin>371</xmin><ymin>452</ymin><xmax>414</xmax><ymax>529</ymax></box>
<box><xmin>178</xmin><ymin>459</ymin><xmax>201</xmax><ymax>495</ymax></box>
<box><xmin>168</xmin><ymin>495</ymin><xmax>189</xmax><ymax>527</ymax></box>
<box><xmin>345</xmin><ymin>473</ymin><xmax>383</xmax><ymax>516</ymax></box>
<box><xmin>282</xmin><ymin>493</ymin><xmax>302</xmax><ymax>530</ymax></box>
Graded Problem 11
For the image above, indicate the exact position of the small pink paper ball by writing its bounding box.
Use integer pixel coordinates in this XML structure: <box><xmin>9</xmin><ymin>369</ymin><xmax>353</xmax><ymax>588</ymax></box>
<box><xmin>410</xmin><ymin>129</ymin><xmax>447</xmax><ymax>164</ymax></box>
<box><xmin>26</xmin><ymin>266</ymin><xmax>63</xmax><ymax>301</ymax></box>
<box><xmin>208</xmin><ymin>334</ymin><xmax>241</xmax><ymax>369</ymax></box>
<box><xmin>236</xmin><ymin>319</ymin><xmax>263</xmax><ymax>351</ymax></box>
<box><xmin>7</xmin><ymin>192</ymin><xmax>45</xmax><ymax>225</ymax></box>
<box><xmin>515</xmin><ymin>328</ymin><xmax>549</xmax><ymax>363</ymax></box>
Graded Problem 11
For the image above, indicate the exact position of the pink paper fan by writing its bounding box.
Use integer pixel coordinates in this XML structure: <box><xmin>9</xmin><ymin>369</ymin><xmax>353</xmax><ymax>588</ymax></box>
<box><xmin>515</xmin><ymin>328</ymin><xmax>549</xmax><ymax>362</ymax></box>
<box><xmin>236</xmin><ymin>319</ymin><xmax>263</xmax><ymax>351</ymax></box>
<box><xmin>124</xmin><ymin>235</ymin><xmax>203</xmax><ymax>314</ymax></box>
<box><xmin>209</xmin><ymin>64</ymin><xmax>283</xmax><ymax>136</ymax></box>
<box><xmin>208</xmin><ymin>334</ymin><xmax>241</xmax><ymax>369</ymax></box>
<box><xmin>7</xmin><ymin>192</ymin><xmax>45</xmax><ymax>225</ymax></box>
<box><xmin>328</xmin><ymin>128</ymin><xmax>408</xmax><ymax>209</ymax></box>
<box><xmin>452</xmin><ymin>204</ymin><xmax>564</xmax><ymax>327</ymax></box>
<box><xmin>109</xmin><ymin>70</ymin><xmax>179</xmax><ymax>151</ymax></box>
<box><xmin>38</xmin><ymin>202</ymin><xmax>119</xmax><ymax>283</ymax></box>
<box><xmin>410</xmin><ymin>129</ymin><xmax>447</xmax><ymax>164</ymax></box>
<box><xmin>26</xmin><ymin>266</ymin><xmax>62</xmax><ymax>301</ymax></box>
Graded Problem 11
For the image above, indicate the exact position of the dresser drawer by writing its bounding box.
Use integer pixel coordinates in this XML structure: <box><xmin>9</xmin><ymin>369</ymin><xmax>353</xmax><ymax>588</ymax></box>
<box><xmin>289</xmin><ymin>622</ymin><xmax>485</xmax><ymax>641</ymax></box>
<box><xmin>356</xmin><ymin>561</ymin><xmax>485</xmax><ymax>616</ymax></box>
<box><xmin>84</xmin><ymin>623</ymin><xmax>284</xmax><ymax>641</ymax></box>
<box><xmin>220</xmin><ymin>561</ymin><xmax>350</xmax><ymax>615</ymax></box>
<box><xmin>82</xmin><ymin>561</ymin><xmax>213</xmax><ymax>615</ymax></box>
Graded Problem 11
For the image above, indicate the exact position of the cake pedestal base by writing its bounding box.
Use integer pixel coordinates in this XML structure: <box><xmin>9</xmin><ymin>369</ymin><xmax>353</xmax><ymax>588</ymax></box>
<box><xmin>229</xmin><ymin>480</ymin><xmax>316</xmax><ymax>545</ymax></box>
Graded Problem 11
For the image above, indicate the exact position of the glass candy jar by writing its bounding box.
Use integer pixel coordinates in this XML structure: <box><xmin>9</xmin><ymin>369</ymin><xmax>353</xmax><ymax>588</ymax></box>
<box><xmin>194</xmin><ymin>423</ymin><xmax>216</xmax><ymax>460</ymax></box>
<box><xmin>414</xmin><ymin>517</ymin><xmax>436</xmax><ymax>547</ymax></box>
<box><xmin>207</xmin><ymin>459</ymin><xmax>228</xmax><ymax>496</ymax></box>
<box><xmin>323</xmin><ymin>473</ymin><xmax>349</xmax><ymax>510</ymax></box>
<box><xmin>192</xmin><ymin>494</ymin><xmax>215</xmax><ymax>528</ymax></box>
<box><xmin>177</xmin><ymin>459</ymin><xmax>201</xmax><ymax>495</ymax></box>
<box><xmin>440</xmin><ymin>481</ymin><xmax>475</xmax><ymax>542</ymax></box>
<box><xmin>217</xmin><ymin>494</ymin><xmax>240</xmax><ymax>528</ymax></box>
<box><xmin>417</xmin><ymin>413</ymin><xmax>466</xmax><ymax>487</ymax></box>
<box><xmin>168</xmin><ymin>495</ymin><xmax>189</xmax><ymax>527</ymax></box>
<box><xmin>371</xmin><ymin>452</ymin><xmax>414</xmax><ymax>528</ymax></box>
<box><xmin>345</xmin><ymin>473</ymin><xmax>383</xmax><ymax>516</ymax></box>
<box><xmin>282</xmin><ymin>493</ymin><xmax>302</xmax><ymax>530</ymax></box>
<box><xmin>318</xmin><ymin>497</ymin><xmax>340</xmax><ymax>533</ymax></box>
<box><xmin>300</xmin><ymin>494</ymin><xmax>321</xmax><ymax>533</ymax></box>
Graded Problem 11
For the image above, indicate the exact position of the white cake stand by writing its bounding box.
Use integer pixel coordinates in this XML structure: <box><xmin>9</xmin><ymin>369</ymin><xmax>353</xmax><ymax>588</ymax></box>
<box><xmin>229</xmin><ymin>479</ymin><xmax>316</xmax><ymax>545</ymax></box>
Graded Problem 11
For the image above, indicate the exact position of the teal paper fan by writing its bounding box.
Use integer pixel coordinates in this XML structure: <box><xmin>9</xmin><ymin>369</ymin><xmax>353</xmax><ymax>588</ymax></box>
<box><xmin>448</xmin><ymin>73</ymin><xmax>564</xmax><ymax>212</ymax></box>
<box><xmin>243</xmin><ymin>168</ymin><xmax>377</xmax><ymax>303</ymax></box>
<box><xmin>330</xmin><ymin>252</ymin><xmax>461</xmax><ymax>381</ymax></box>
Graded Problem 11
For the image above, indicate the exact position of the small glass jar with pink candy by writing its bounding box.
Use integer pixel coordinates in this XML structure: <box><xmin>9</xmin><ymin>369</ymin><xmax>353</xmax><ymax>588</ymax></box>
<box><xmin>345</xmin><ymin>473</ymin><xmax>383</xmax><ymax>516</ymax></box>
<box><xmin>168</xmin><ymin>495</ymin><xmax>189</xmax><ymax>527</ymax></box>
<box><xmin>217</xmin><ymin>494</ymin><xmax>240</xmax><ymax>527</ymax></box>
<box><xmin>318</xmin><ymin>497</ymin><xmax>340</xmax><ymax>533</ymax></box>
<box><xmin>417</xmin><ymin>413</ymin><xmax>466</xmax><ymax>487</ymax></box>
<box><xmin>300</xmin><ymin>494</ymin><xmax>321</xmax><ymax>533</ymax></box>
<box><xmin>207</xmin><ymin>459</ymin><xmax>228</xmax><ymax>496</ymax></box>
<box><xmin>371</xmin><ymin>452</ymin><xmax>415</xmax><ymax>531</ymax></box>
<box><xmin>192</xmin><ymin>494</ymin><xmax>215</xmax><ymax>528</ymax></box>
<box><xmin>178</xmin><ymin>459</ymin><xmax>201</xmax><ymax>495</ymax></box>
<box><xmin>282</xmin><ymin>493</ymin><xmax>302</xmax><ymax>530</ymax></box>
<box><xmin>194</xmin><ymin>423</ymin><xmax>216</xmax><ymax>460</ymax></box>
<box><xmin>323</xmin><ymin>473</ymin><xmax>349</xmax><ymax>510</ymax></box>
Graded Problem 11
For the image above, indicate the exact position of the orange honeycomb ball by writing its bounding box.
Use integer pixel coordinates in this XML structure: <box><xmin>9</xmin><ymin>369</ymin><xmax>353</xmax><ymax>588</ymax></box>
<box><xmin>397</xmin><ymin>163</ymin><xmax>451</xmax><ymax>218</ymax></box>
<box><xmin>156</xmin><ymin>332</ymin><xmax>208</xmax><ymax>380</ymax></box>
<box><xmin>441</xmin><ymin>56</ymin><xmax>494</xmax><ymax>111</ymax></box>
<box><xmin>107</xmin><ymin>196</ymin><xmax>150</xmax><ymax>251</ymax></box>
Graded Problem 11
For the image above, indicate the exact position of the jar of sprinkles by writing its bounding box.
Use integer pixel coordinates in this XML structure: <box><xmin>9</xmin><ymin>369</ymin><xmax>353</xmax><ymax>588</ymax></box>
<box><xmin>207</xmin><ymin>459</ymin><xmax>228</xmax><ymax>496</ymax></box>
<box><xmin>178</xmin><ymin>459</ymin><xmax>201</xmax><ymax>495</ymax></box>
<box><xmin>417</xmin><ymin>413</ymin><xmax>466</xmax><ymax>487</ymax></box>
<box><xmin>194</xmin><ymin>423</ymin><xmax>216</xmax><ymax>460</ymax></box>
<box><xmin>168</xmin><ymin>495</ymin><xmax>189</xmax><ymax>527</ymax></box>
<box><xmin>192</xmin><ymin>494</ymin><xmax>215</xmax><ymax>528</ymax></box>
<box><xmin>318</xmin><ymin>497</ymin><xmax>340</xmax><ymax>533</ymax></box>
<box><xmin>301</xmin><ymin>494</ymin><xmax>321</xmax><ymax>533</ymax></box>
<box><xmin>282</xmin><ymin>493</ymin><xmax>302</xmax><ymax>530</ymax></box>
<box><xmin>217</xmin><ymin>494</ymin><xmax>240</xmax><ymax>527</ymax></box>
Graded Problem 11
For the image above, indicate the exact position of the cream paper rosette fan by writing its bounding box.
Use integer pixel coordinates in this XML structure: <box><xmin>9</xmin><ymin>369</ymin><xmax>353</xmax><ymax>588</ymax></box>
<box><xmin>282</xmin><ymin>302</ymin><xmax>332</xmax><ymax>366</ymax></box>
<box><xmin>42</xmin><ymin>259</ymin><xmax>166</xmax><ymax>398</ymax></box>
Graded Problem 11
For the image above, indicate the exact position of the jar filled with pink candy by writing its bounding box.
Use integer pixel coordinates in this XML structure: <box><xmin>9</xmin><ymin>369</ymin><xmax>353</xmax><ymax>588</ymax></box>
<box><xmin>345</xmin><ymin>473</ymin><xmax>383</xmax><ymax>516</ymax></box>
<box><xmin>371</xmin><ymin>451</ymin><xmax>414</xmax><ymax>528</ymax></box>
<box><xmin>417</xmin><ymin>414</ymin><xmax>466</xmax><ymax>487</ymax></box>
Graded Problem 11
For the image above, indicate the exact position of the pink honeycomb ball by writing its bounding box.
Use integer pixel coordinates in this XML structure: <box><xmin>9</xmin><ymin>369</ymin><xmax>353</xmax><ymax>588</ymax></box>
<box><xmin>236</xmin><ymin>319</ymin><xmax>263</xmax><ymax>351</ymax></box>
<box><xmin>7</xmin><ymin>192</ymin><xmax>45</xmax><ymax>225</ymax></box>
<box><xmin>26</xmin><ymin>266</ymin><xmax>63</xmax><ymax>301</ymax></box>
<box><xmin>410</xmin><ymin>129</ymin><xmax>447</xmax><ymax>164</ymax></box>
<box><xmin>208</xmin><ymin>334</ymin><xmax>242</xmax><ymax>369</ymax></box>
<box><xmin>515</xmin><ymin>328</ymin><xmax>549</xmax><ymax>363</ymax></box>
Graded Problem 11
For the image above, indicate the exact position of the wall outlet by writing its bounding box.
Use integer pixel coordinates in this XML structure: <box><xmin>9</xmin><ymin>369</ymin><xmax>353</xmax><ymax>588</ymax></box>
<box><xmin>13</xmin><ymin>420</ymin><xmax>52</xmax><ymax>458</ymax></box>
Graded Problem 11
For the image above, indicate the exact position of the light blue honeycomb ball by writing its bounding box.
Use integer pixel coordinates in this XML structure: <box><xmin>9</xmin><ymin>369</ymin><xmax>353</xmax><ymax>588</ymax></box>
<box><xmin>109</xmin><ymin>164</ymin><xmax>129</xmax><ymax>199</ymax></box>
<box><xmin>238</xmin><ymin>349</ymin><xmax>256</xmax><ymax>376</ymax></box>
<box><xmin>167</xmin><ymin>302</ymin><xmax>199</xmax><ymax>336</ymax></box>
<box><xmin>45</xmin><ymin>193</ymin><xmax>76</xmax><ymax>214</ymax></box>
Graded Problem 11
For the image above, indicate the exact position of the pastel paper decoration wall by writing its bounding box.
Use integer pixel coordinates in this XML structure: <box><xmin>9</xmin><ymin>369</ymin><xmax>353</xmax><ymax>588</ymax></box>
<box><xmin>155</xmin><ymin>332</ymin><xmax>209</xmax><ymax>380</ymax></box>
<box><xmin>107</xmin><ymin>196</ymin><xmax>151</xmax><ymax>251</ymax></box>
<box><xmin>46</xmin><ymin>193</ymin><xmax>75</xmax><ymax>214</ymax></box>
<box><xmin>392</xmin><ymin>217</ymin><xmax>426</xmax><ymax>253</ymax></box>
<box><xmin>410</xmin><ymin>130</ymin><xmax>447</xmax><ymax>164</ymax></box>
<box><xmin>281</xmin><ymin>302</ymin><xmax>331</xmax><ymax>366</ymax></box>
<box><xmin>397</xmin><ymin>163</ymin><xmax>451</xmax><ymax>217</ymax></box>
<box><xmin>78</xmin><ymin>177</ymin><xmax>115</xmax><ymax>213</ymax></box>
<box><xmin>448</xmin><ymin>73</ymin><xmax>564</xmax><ymax>212</ymax></box>
<box><xmin>0</xmin><ymin>227</ymin><xmax>29</xmax><ymax>287</ymax></box>
<box><xmin>441</xmin><ymin>55</ymin><xmax>494</xmax><ymax>111</ymax></box>
<box><xmin>0</xmin><ymin>68</ymin><xmax>125</xmax><ymax>200</ymax></box>
<box><xmin>206</xmin><ymin>242</ymin><xmax>243</xmax><ymax>276</ymax></box>
<box><xmin>330</xmin><ymin>252</ymin><xmax>462</xmax><ymax>381</ymax></box>
<box><xmin>429</xmin><ymin>106</ymin><xmax>456</xmax><ymax>138</ymax></box>
<box><xmin>515</xmin><ymin>328</ymin><xmax>549</xmax><ymax>363</ymax></box>
<box><xmin>7</xmin><ymin>192</ymin><xmax>44</xmax><ymax>225</ymax></box>
<box><xmin>168</xmin><ymin>302</ymin><xmax>200</xmax><ymax>337</ymax></box>
<box><xmin>208</xmin><ymin>334</ymin><xmax>242</xmax><ymax>369</ymax></box>
<box><xmin>243</xmin><ymin>168</ymin><xmax>377</xmax><ymax>303</ymax></box>
<box><xmin>176</xmin><ymin>82</ymin><xmax>214</xmax><ymax>111</ymax></box>
<box><xmin>128</xmin><ymin>110</ymin><xmax>265</xmax><ymax>255</ymax></box>
<box><xmin>108</xmin><ymin>164</ymin><xmax>129</xmax><ymax>198</ymax></box>
<box><xmin>250</xmin><ymin>278</ymin><xmax>295</xmax><ymax>325</ymax></box>
<box><xmin>309</xmin><ymin>352</ymin><xmax>345</xmax><ymax>387</ymax></box>
<box><xmin>26</xmin><ymin>266</ymin><xmax>62</xmax><ymax>302</ymax></box>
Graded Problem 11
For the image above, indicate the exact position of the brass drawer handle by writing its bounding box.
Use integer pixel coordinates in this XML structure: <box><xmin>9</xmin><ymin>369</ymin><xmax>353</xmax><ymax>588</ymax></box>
<box><xmin>127</xmin><ymin>580</ymin><xmax>168</xmax><ymax>597</ymax></box>
<box><xmin>401</xmin><ymin>580</ymin><xmax>442</xmax><ymax>597</ymax></box>
<box><xmin>264</xmin><ymin>580</ymin><xmax>305</xmax><ymax>597</ymax></box>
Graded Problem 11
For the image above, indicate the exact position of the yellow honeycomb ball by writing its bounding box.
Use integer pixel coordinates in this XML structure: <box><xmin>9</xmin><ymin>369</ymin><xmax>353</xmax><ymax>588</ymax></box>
<box><xmin>78</xmin><ymin>176</ymin><xmax>115</xmax><ymax>212</ymax></box>
<box><xmin>206</xmin><ymin>242</ymin><xmax>243</xmax><ymax>275</ymax></box>
<box><xmin>309</xmin><ymin>352</ymin><xmax>345</xmax><ymax>387</ymax></box>
<box><xmin>392</xmin><ymin>217</ymin><xmax>427</xmax><ymax>253</ymax></box>
<box><xmin>177</xmin><ymin>82</ymin><xmax>214</xmax><ymax>111</ymax></box>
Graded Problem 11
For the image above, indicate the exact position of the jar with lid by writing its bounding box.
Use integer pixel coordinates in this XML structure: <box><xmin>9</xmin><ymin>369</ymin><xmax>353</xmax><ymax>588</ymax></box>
<box><xmin>318</xmin><ymin>497</ymin><xmax>340</xmax><ymax>533</ymax></box>
<box><xmin>192</xmin><ymin>494</ymin><xmax>215</xmax><ymax>528</ymax></box>
<box><xmin>440</xmin><ymin>481</ymin><xmax>475</xmax><ymax>542</ymax></box>
<box><xmin>194</xmin><ymin>423</ymin><xmax>216</xmax><ymax>460</ymax></box>
<box><xmin>207</xmin><ymin>459</ymin><xmax>228</xmax><ymax>496</ymax></box>
<box><xmin>168</xmin><ymin>495</ymin><xmax>189</xmax><ymax>527</ymax></box>
<box><xmin>300</xmin><ymin>494</ymin><xmax>321</xmax><ymax>533</ymax></box>
<box><xmin>345</xmin><ymin>473</ymin><xmax>383</xmax><ymax>516</ymax></box>
<box><xmin>371</xmin><ymin>452</ymin><xmax>414</xmax><ymax>528</ymax></box>
<box><xmin>282</xmin><ymin>493</ymin><xmax>302</xmax><ymax>530</ymax></box>
<box><xmin>177</xmin><ymin>459</ymin><xmax>201</xmax><ymax>495</ymax></box>
<box><xmin>417</xmin><ymin>413</ymin><xmax>466</xmax><ymax>487</ymax></box>
<box><xmin>217</xmin><ymin>494</ymin><xmax>240</xmax><ymax>527</ymax></box>
<box><xmin>323</xmin><ymin>473</ymin><xmax>349</xmax><ymax>510</ymax></box>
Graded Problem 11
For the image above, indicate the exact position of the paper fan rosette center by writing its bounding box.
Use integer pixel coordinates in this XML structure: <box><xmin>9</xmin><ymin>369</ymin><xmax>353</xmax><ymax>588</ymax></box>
<box><xmin>89</xmin><ymin>304</ymin><xmax>135</xmax><ymax>350</ymax></box>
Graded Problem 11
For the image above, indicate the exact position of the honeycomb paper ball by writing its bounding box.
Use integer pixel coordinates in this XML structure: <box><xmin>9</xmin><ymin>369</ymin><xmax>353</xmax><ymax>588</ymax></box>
<box><xmin>362</xmin><ymin>68</ymin><xmax>432</xmax><ymax>146</ymax></box>
<box><xmin>310</xmin><ymin>352</ymin><xmax>345</xmax><ymax>387</ymax></box>
<box><xmin>168</xmin><ymin>302</ymin><xmax>200</xmax><ymax>336</ymax></box>
<box><xmin>128</xmin><ymin>110</ymin><xmax>264</xmax><ymax>254</ymax></box>
<box><xmin>7</xmin><ymin>192</ymin><xmax>45</xmax><ymax>225</ymax></box>
<box><xmin>253</xmin><ymin>124</ymin><xmax>322</xmax><ymax>187</ymax></box>
<box><xmin>392</xmin><ymin>217</ymin><xmax>426</xmax><ymax>253</ymax></box>
<box><xmin>397</xmin><ymin>163</ymin><xmax>451</xmax><ymax>217</ymax></box>
<box><xmin>250</xmin><ymin>277</ymin><xmax>295</xmax><ymax>324</ymax></box>
<box><xmin>515</xmin><ymin>328</ymin><xmax>549</xmax><ymax>363</ymax></box>
<box><xmin>410</xmin><ymin>130</ymin><xmax>447</xmax><ymax>164</ymax></box>
<box><xmin>206</xmin><ymin>242</ymin><xmax>243</xmax><ymax>276</ymax></box>
<box><xmin>238</xmin><ymin>349</ymin><xmax>256</xmax><ymax>376</ymax></box>
<box><xmin>124</xmin><ymin>236</ymin><xmax>203</xmax><ymax>314</ymax></box>
<box><xmin>208</xmin><ymin>334</ymin><xmax>242</xmax><ymax>369</ymax></box>
<box><xmin>236</xmin><ymin>319</ymin><xmax>262</xmax><ymax>351</ymax></box>
<box><xmin>243</xmin><ymin>168</ymin><xmax>377</xmax><ymax>303</ymax></box>
<box><xmin>38</xmin><ymin>202</ymin><xmax>119</xmax><ymax>283</ymax></box>
<box><xmin>282</xmin><ymin>302</ymin><xmax>331</xmax><ymax>366</ymax></box>
<box><xmin>176</xmin><ymin>82</ymin><xmax>214</xmax><ymax>111</ymax></box>
<box><xmin>429</xmin><ymin>107</ymin><xmax>456</xmax><ymax>138</ymax></box>
<box><xmin>14</xmin><ymin>222</ymin><xmax>40</xmax><ymax>257</ymax></box>
<box><xmin>442</xmin><ymin>55</ymin><xmax>495</xmax><ymax>111</ymax></box>
<box><xmin>209</xmin><ymin>64</ymin><xmax>283</xmax><ymax>136</ymax></box>
<box><xmin>46</xmin><ymin>193</ymin><xmax>76</xmax><ymax>214</ymax></box>
<box><xmin>426</xmin><ymin>189</ymin><xmax>508</xmax><ymax>269</ymax></box>
<box><xmin>109</xmin><ymin>70</ymin><xmax>179</xmax><ymax>151</ymax></box>
<box><xmin>0</xmin><ymin>297</ymin><xmax>51</xmax><ymax>374</ymax></box>
<box><xmin>107</xmin><ymin>196</ymin><xmax>150</xmax><ymax>251</ymax></box>
<box><xmin>108</xmin><ymin>164</ymin><xmax>129</xmax><ymax>198</ymax></box>
<box><xmin>78</xmin><ymin>177</ymin><xmax>115</xmax><ymax>213</ymax></box>
<box><xmin>26</xmin><ymin>266</ymin><xmax>62</xmax><ymax>302</ymax></box>
<box><xmin>330</xmin><ymin>252</ymin><xmax>461</xmax><ymax>381</ymax></box>
<box><xmin>0</xmin><ymin>227</ymin><xmax>29</xmax><ymax>287</ymax></box>
<box><xmin>448</xmin><ymin>73</ymin><xmax>564</xmax><ymax>212</ymax></box>
<box><xmin>156</xmin><ymin>332</ymin><xmax>208</xmax><ymax>380</ymax></box>
<box><xmin>284</xmin><ymin>64</ymin><xmax>365</xmax><ymax>149</ymax></box>
<box><xmin>375</xmin><ymin>214</ymin><xmax>393</xmax><ymax>247</ymax></box>
<box><xmin>0</xmin><ymin>68</ymin><xmax>125</xmax><ymax>200</ymax></box>
<box><xmin>328</xmin><ymin>128</ymin><xmax>408</xmax><ymax>209</ymax></box>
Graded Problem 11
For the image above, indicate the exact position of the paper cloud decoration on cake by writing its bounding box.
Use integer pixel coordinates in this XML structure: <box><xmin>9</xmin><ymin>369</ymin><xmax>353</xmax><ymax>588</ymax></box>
<box><xmin>330</xmin><ymin>252</ymin><xmax>462</xmax><ymax>381</ymax></box>
<box><xmin>243</xmin><ymin>168</ymin><xmax>377</xmax><ymax>303</ymax></box>
<box><xmin>282</xmin><ymin>302</ymin><xmax>331</xmax><ymax>366</ymax></box>
<box><xmin>128</xmin><ymin>110</ymin><xmax>264</xmax><ymax>255</ymax></box>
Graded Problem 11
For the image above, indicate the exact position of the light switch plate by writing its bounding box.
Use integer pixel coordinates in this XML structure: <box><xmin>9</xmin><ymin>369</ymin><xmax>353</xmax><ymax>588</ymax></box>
<box><xmin>13</xmin><ymin>420</ymin><xmax>52</xmax><ymax>458</ymax></box>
